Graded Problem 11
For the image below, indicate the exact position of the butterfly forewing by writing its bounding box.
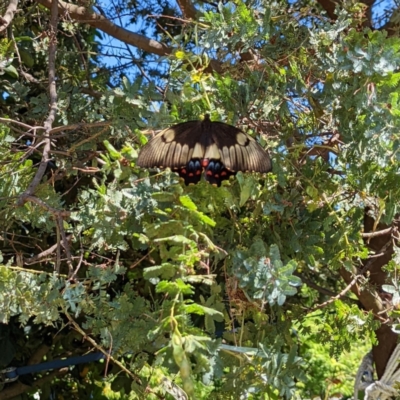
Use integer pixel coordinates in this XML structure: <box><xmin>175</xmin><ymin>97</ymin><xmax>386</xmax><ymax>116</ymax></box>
<box><xmin>137</xmin><ymin>121</ymin><xmax>200</xmax><ymax>168</ymax></box>
<box><xmin>210</xmin><ymin>122</ymin><xmax>272</xmax><ymax>173</ymax></box>
<box><xmin>137</xmin><ymin>115</ymin><xmax>272</xmax><ymax>186</ymax></box>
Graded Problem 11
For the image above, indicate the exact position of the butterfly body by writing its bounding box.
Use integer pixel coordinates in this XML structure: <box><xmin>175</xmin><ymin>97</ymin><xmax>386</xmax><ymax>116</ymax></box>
<box><xmin>137</xmin><ymin>115</ymin><xmax>272</xmax><ymax>186</ymax></box>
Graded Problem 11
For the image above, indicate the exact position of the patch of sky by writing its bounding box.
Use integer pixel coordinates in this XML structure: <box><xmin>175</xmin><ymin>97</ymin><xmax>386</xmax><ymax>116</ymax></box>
<box><xmin>94</xmin><ymin>0</ymin><xmax>180</xmax><ymax>85</ymax></box>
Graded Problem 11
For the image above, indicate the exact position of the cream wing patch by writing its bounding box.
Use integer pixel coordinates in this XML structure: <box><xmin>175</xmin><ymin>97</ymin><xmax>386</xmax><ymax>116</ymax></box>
<box><xmin>192</xmin><ymin>142</ymin><xmax>205</xmax><ymax>159</ymax></box>
<box><xmin>165</xmin><ymin>141</ymin><xmax>176</xmax><ymax>167</ymax></box>
<box><xmin>179</xmin><ymin>144</ymin><xmax>190</xmax><ymax>165</ymax></box>
<box><xmin>229</xmin><ymin>146</ymin><xmax>237</xmax><ymax>167</ymax></box>
<box><xmin>236</xmin><ymin>132</ymin><xmax>249</xmax><ymax>146</ymax></box>
<box><xmin>162</xmin><ymin>128</ymin><xmax>176</xmax><ymax>143</ymax></box>
<box><xmin>204</xmin><ymin>143</ymin><xmax>221</xmax><ymax>160</ymax></box>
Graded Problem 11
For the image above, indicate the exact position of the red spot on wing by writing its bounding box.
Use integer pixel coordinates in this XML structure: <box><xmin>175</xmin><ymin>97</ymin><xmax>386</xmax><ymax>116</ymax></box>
<box><xmin>201</xmin><ymin>159</ymin><xmax>209</xmax><ymax>167</ymax></box>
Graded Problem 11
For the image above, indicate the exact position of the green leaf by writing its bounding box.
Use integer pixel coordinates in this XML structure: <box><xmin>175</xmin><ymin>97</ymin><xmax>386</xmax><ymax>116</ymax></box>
<box><xmin>103</xmin><ymin>140</ymin><xmax>121</xmax><ymax>160</ymax></box>
<box><xmin>156</xmin><ymin>279</ymin><xmax>194</xmax><ymax>295</ymax></box>
<box><xmin>184</xmin><ymin>303</ymin><xmax>223</xmax><ymax>319</ymax></box>
<box><xmin>4</xmin><ymin>64</ymin><xmax>18</xmax><ymax>78</ymax></box>
<box><xmin>180</xmin><ymin>195</ymin><xmax>198</xmax><ymax>210</ymax></box>
<box><xmin>382</xmin><ymin>284</ymin><xmax>397</xmax><ymax>294</ymax></box>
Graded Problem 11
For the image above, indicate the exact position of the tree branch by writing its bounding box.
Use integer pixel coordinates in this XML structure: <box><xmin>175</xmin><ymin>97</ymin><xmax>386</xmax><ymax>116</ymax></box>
<box><xmin>350</xmin><ymin>211</ymin><xmax>400</xmax><ymax>378</ymax></box>
<box><xmin>24</xmin><ymin>235</ymin><xmax>72</xmax><ymax>264</ymax></box>
<box><xmin>35</xmin><ymin>0</ymin><xmax>172</xmax><ymax>56</ymax></box>
<box><xmin>316</xmin><ymin>0</ymin><xmax>337</xmax><ymax>20</ymax></box>
<box><xmin>17</xmin><ymin>0</ymin><xmax>58</xmax><ymax>206</ymax></box>
<box><xmin>0</xmin><ymin>0</ymin><xmax>18</xmax><ymax>33</ymax></box>
<box><xmin>362</xmin><ymin>227</ymin><xmax>393</xmax><ymax>238</ymax></box>
<box><xmin>64</xmin><ymin>310</ymin><xmax>143</xmax><ymax>385</ymax></box>
<box><xmin>310</xmin><ymin>272</ymin><xmax>364</xmax><ymax>312</ymax></box>
<box><xmin>316</xmin><ymin>0</ymin><xmax>375</xmax><ymax>26</ymax></box>
<box><xmin>23</xmin><ymin>195</ymin><xmax>70</xmax><ymax>218</ymax></box>
<box><xmin>176</xmin><ymin>0</ymin><xmax>197</xmax><ymax>19</ymax></box>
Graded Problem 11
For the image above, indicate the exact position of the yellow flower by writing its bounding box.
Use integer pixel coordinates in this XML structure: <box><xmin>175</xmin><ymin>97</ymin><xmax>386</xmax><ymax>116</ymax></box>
<box><xmin>175</xmin><ymin>50</ymin><xmax>185</xmax><ymax>60</ymax></box>
<box><xmin>191</xmin><ymin>72</ymin><xmax>202</xmax><ymax>83</ymax></box>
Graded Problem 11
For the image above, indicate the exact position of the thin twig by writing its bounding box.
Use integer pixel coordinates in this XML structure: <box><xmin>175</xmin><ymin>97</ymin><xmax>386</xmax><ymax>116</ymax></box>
<box><xmin>55</xmin><ymin>216</ymin><xmax>61</xmax><ymax>273</ymax></box>
<box><xmin>69</xmin><ymin>237</ymin><xmax>84</xmax><ymax>281</ymax></box>
<box><xmin>24</xmin><ymin>236</ymin><xmax>72</xmax><ymax>265</ymax></box>
<box><xmin>64</xmin><ymin>310</ymin><xmax>143</xmax><ymax>385</ymax></box>
<box><xmin>24</xmin><ymin>195</ymin><xmax>70</xmax><ymax>218</ymax></box>
<box><xmin>6</xmin><ymin>259</ymin><xmax>54</xmax><ymax>271</ymax></box>
<box><xmin>58</xmin><ymin>215</ymin><xmax>74</xmax><ymax>276</ymax></box>
<box><xmin>49</xmin><ymin>121</ymin><xmax>109</xmax><ymax>135</ymax></box>
<box><xmin>0</xmin><ymin>117</ymin><xmax>45</xmax><ymax>132</ymax></box>
<box><xmin>309</xmin><ymin>240</ymin><xmax>392</xmax><ymax>312</ymax></box>
<box><xmin>310</xmin><ymin>273</ymin><xmax>362</xmax><ymax>312</ymax></box>
<box><xmin>117</xmin><ymin>19</ymin><xmax>165</xmax><ymax>95</ymax></box>
<box><xmin>362</xmin><ymin>227</ymin><xmax>393</xmax><ymax>238</ymax></box>
<box><xmin>129</xmin><ymin>250</ymin><xmax>154</xmax><ymax>269</ymax></box>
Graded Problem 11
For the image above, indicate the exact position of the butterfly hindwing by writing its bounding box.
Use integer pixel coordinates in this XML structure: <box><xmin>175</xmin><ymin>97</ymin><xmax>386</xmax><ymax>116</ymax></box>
<box><xmin>137</xmin><ymin>115</ymin><xmax>272</xmax><ymax>186</ymax></box>
<box><xmin>204</xmin><ymin>159</ymin><xmax>235</xmax><ymax>186</ymax></box>
<box><xmin>174</xmin><ymin>159</ymin><xmax>203</xmax><ymax>185</ymax></box>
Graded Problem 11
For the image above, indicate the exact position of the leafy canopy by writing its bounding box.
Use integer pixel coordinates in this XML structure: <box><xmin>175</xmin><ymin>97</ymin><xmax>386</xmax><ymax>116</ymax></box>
<box><xmin>0</xmin><ymin>0</ymin><xmax>399</xmax><ymax>398</ymax></box>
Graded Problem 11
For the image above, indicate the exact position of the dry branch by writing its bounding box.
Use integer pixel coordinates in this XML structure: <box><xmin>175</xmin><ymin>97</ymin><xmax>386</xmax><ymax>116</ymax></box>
<box><xmin>316</xmin><ymin>0</ymin><xmax>337</xmax><ymax>20</ymax></box>
<box><xmin>176</xmin><ymin>0</ymin><xmax>197</xmax><ymax>19</ymax></box>
<box><xmin>65</xmin><ymin>310</ymin><xmax>143</xmax><ymax>385</ymax></box>
<box><xmin>362</xmin><ymin>227</ymin><xmax>393</xmax><ymax>238</ymax></box>
<box><xmin>24</xmin><ymin>195</ymin><xmax>70</xmax><ymax>218</ymax></box>
<box><xmin>0</xmin><ymin>0</ymin><xmax>18</xmax><ymax>33</ymax></box>
<box><xmin>36</xmin><ymin>0</ymin><xmax>172</xmax><ymax>56</ymax></box>
<box><xmin>24</xmin><ymin>235</ymin><xmax>72</xmax><ymax>264</ymax></box>
<box><xmin>17</xmin><ymin>0</ymin><xmax>59</xmax><ymax>206</ymax></box>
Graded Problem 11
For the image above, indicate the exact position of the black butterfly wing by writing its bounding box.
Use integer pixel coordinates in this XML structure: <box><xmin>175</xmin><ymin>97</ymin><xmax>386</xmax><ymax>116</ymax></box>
<box><xmin>137</xmin><ymin>120</ymin><xmax>211</xmax><ymax>185</ymax></box>
<box><xmin>137</xmin><ymin>120</ymin><xmax>200</xmax><ymax>169</ymax></box>
<box><xmin>209</xmin><ymin>122</ymin><xmax>272</xmax><ymax>173</ymax></box>
<box><xmin>137</xmin><ymin>116</ymin><xmax>272</xmax><ymax>186</ymax></box>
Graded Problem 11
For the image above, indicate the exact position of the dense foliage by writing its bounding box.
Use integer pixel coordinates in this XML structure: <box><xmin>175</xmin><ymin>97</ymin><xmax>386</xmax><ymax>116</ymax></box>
<box><xmin>0</xmin><ymin>0</ymin><xmax>400</xmax><ymax>398</ymax></box>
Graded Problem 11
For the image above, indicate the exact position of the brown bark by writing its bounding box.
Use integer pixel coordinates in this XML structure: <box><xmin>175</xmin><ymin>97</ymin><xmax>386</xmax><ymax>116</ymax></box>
<box><xmin>0</xmin><ymin>0</ymin><xmax>18</xmax><ymax>33</ymax></box>
<box><xmin>339</xmin><ymin>265</ymin><xmax>397</xmax><ymax>378</ymax></box>
<box><xmin>338</xmin><ymin>209</ymin><xmax>399</xmax><ymax>378</ymax></box>
<box><xmin>316</xmin><ymin>0</ymin><xmax>338</xmax><ymax>20</ymax></box>
<box><xmin>357</xmin><ymin>211</ymin><xmax>398</xmax><ymax>378</ymax></box>
<box><xmin>373</xmin><ymin>325</ymin><xmax>398</xmax><ymax>378</ymax></box>
<box><xmin>316</xmin><ymin>0</ymin><xmax>378</xmax><ymax>29</ymax></box>
<box><xmin>363</xmin><ymin>216</ymin><xmax>398</xmax><ymax>375</ymax></box>
<box><xmin>176</xmin><ymin>0</ymin><xmax>197</xmax><ymax>19</ymax></box>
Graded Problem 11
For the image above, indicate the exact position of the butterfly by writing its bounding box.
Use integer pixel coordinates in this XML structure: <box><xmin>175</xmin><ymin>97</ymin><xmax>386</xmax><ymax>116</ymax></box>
<box><xmin>137</xmin><ymin>114</ymin><xmax>272</xmax><ymax>186</ymax></box>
